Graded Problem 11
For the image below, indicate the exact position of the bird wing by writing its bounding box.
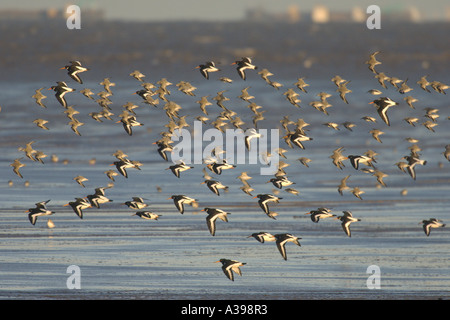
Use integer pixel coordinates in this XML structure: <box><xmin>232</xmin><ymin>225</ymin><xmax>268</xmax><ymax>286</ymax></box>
<box><xmin>222</xmin><ymin>265</ymin><xmax>234</xmax><ymax>281</ymax></box>
<box><xmin>342</xmin><ymin>221</ymin><xmax>351</xmax><ymax>237</ymax></box>
<box><xmin>258</xmin><ymin>200</ymin><xmax>269</xmax><ymax>214</ymax></box>
<box><xmin>206</xmin><ymin>214</ymin><xmax>217</xmax><ymax>236</ymax></box>
<box><xmin>28</xmin><ymin>212</ymin><xmax>37</xmax><ymax>225</ymax></box>
<box><xmin>423</xmin><ymin>223</ymin><xmax>431</xmax><ymax>236</ymax></box>
<box><xmin>276</xmin><ymin>240</ymin><xmax>287</xmax><ymax>260</ymax></box>
<box><xmin>174</xmin><ymin>198</ymin><xmax>184</xmax><ymax>214</ymax></box>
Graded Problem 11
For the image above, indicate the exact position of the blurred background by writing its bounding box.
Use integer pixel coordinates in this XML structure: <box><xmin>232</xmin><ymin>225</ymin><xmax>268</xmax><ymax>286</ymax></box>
<box><xmin>0</xmin><ymin>0</ymin><xmax>449</xmax><ymax>81</ymax></box>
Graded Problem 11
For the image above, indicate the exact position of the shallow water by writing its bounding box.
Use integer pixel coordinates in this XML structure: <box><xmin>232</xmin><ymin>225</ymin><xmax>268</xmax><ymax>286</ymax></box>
<box><xmin>0</xmin><ymin>20</ymin><xmax>449</xmax><ymax>300</ymax></box>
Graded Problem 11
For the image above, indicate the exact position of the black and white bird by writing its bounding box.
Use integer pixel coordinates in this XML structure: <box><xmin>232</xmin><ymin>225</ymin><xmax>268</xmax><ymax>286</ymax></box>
<box><xmin>274</xmin><ymin>233</ymin><xmax>301</xmax><ymax>260</ymax></box>
<box><xmin>247</xmin><ymin>232</ymin><xmax>276</xmax><ymax>243</ymax></box>
<box><xmin>370</xmin><ymin>97</ymin><xmax>399</xmax><ymax>126</ymax></box>
<box><xmin>132</xmin><ymin>211</ymin><xmax>161</xmax><ymax>220</ymax></box>
<box><xmin>231</xmin><ymin>57</ymin><xmax>257</xmax><ymax>80</ymax></box>
<box><xmin>167</xmin><ymin>195</ymin><xmax>198</xmax><ymax>214</ymax></box>
<box><xmin>87</xmin><ymin>187</ymin><xmax>113</xmax><ymax>209</ymax></box>
<box><xmin>63</xmin><ymin>197</ymin><xmax>92</xmax><ymax>219</ymax></box>
<box><xmin>203</xmin><ymin>208</ymin><xmax>230</xmax><ymax>236</ymax></box>
<box><xmin>215</xmin><ymin>259</ymin><xmax>246</xmax><ymax>281</ymax></box>
<box><xmin>420</xmin><ymin>218</ymin><xmax>445</xmax><ymax>236</ymax></box>
<box><xmin>196</xmin><ymin>61</ymin><xmax>220</xmax><ymax>79</ymax></box>
<box><xmin>306</xmin><ymin>207</ymin><xmax>336</xmax><ymax>223</ymax></box>
<box><xmin>49</xmin><ymin>81</ymin><xmax>75</xmax><ymax>108</ymax></box>
<box><xmin>117</xmin><ymin>115</ymin><xmax>143</xmax><ymax>136</ymax></box>
<box><xmin>347</xmin><ymin>154</ymin><xmax>376</xmax><ymax>170</ymax></box>
<box><xmin>167</xmin><ymin>161</ymin><xmax>193</xmax><ymax>178</ymax></box>
<box><xmin>335</xmin><ymin>211</ymin><xmax>361</xmax><ymax>237</ymax></box>
<box><xmin>61</xmin><ymin>60</ymin><xmax>89</xmax><ymax>84</ymax></box>
<box><xmin>122</xmin><ymin>197</ymin><xmax>148</xmax><ymax>210</ymax></box>
<box><xmin>267</xmin><ymin>176</ymin><xmax>295</xmax><ymax>189</ymax></box>
<box><xmin>26</xmin><ymin>200</ymin><xmax>55</xmax><ymax>225</ymax></box>
<box><xmin>253</xmin><ymin>194</ymin><xmax>282</xmax><ymax>215</ymax></box>
<box><xmin>111</xmin><ymin>158</ymin><xmax>141</xmax><ymax>178</ymax></box>
<box><xmin>283</xmin><ymin>129</ymin><xmax>313</xmax><ymax>149</ymax></box>
<box><xmin>403</xmin><ymin>154</ymin><xmax>427</xmax><ymax>180</ymax></box>
<box><xmin>207</xmin><ymin>159</ymin><xmax>236</xmax><ymax>175</ymax></box>
<box><xmin>201</xmin><ymin>180</ymin><xmax>228</xmax><ymax>196</ymax></box>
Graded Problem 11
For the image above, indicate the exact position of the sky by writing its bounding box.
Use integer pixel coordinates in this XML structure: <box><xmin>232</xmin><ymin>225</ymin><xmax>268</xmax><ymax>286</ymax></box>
<box><xmin>0</xmin><ymin>0</ymin><xmax>448</xmax><ymax>21</ymax></box>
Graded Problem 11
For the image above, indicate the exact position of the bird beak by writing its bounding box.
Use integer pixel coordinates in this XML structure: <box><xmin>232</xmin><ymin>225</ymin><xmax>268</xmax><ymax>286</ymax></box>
<box><xmin>200</xmin><ymin>181</ymin><xmax>205</xmax><ymax>184</ymax></box>
<box><xmin>369</xmin><ymin>101</ymin><xmax>374</xmax><ymax>104</ymax></box>
<box><xmin>166</xmin><ymin>197</ymin><xmax>172</xmax><ymax>200</ymax></box>
<box><xmin>253</xmin><ymin>196</ymin><xmax>258</xmax><ymax>199</ymax></box>
<box><xmin>132</xmin><ymin>92</ymin><xmax>137</xmax><ymax>95</ymax></box>
<box><xmin>60</xmin><ymin>67</ymin><xmax>66</xmax><ymax>69</ymax></box>
<box><xmin>24</xmin><ymin>210</ymin><xmax>30</xmax><ymax>213</ymax></box>
<box><xmin>195</xmin><ymin>66</ymin><xmax>200</xmax><ymax>69</ymax></box>
<box><xmin>115</xmin><ymin>120</ymin><xmax>121</xmax><ymax>123</ymax></box>
<box><xmin>63</xmin><ymin>203</ymin><xmax>69</xmax><ymax>206</ymax></box>
<box><xmin>214</xmin><ymin>260</ymin><xmax>221</xmax><ymax>263</ymax></box>
<box><xmin>305</xmin><ymin>212</ymin><xmax>311</xmax><ymax>215</ymax></box>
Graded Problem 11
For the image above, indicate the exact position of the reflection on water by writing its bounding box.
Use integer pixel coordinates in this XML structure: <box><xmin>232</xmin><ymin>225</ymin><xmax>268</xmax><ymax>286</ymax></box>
<box><xmin>0</xmin><ymin>20</ymin><xmax>449</xmax><ymax>300</ymax></box>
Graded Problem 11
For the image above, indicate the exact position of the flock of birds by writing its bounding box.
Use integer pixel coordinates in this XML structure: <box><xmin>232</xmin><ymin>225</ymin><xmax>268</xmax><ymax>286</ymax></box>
<box><xmin>9</xmin><ymin>52</ymin><xmax>449</xmax><ymax>282</ymax></box>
